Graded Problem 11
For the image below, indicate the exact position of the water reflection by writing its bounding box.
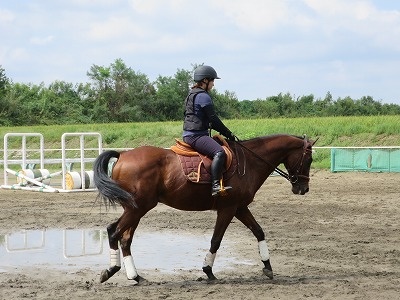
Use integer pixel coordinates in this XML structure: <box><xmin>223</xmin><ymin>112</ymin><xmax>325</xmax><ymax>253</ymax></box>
<box><xmin>0</xmin><ymin>229</ymin><xmax>255</xmax><ymax>273</ymax></box>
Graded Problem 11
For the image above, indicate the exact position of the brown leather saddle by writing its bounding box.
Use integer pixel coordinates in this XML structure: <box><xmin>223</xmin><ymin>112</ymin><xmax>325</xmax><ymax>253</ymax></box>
<box><xmin>170</xmin><ymin>135</ymin><xmax>236</xmax><ymax>183</ymax></box>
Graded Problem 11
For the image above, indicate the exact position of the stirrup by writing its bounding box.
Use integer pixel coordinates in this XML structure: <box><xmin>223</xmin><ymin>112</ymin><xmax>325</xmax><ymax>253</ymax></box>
<box><xmin>212</xmin><ymin>179</ymin><xmax>232</xmax><ymax>197</ymax></box>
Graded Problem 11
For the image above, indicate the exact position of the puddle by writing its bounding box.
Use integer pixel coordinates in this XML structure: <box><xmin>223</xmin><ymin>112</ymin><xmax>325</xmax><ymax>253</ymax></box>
<box><xmin>0</xmin><ymin>229</ymin><xmax>255</xmax><ymax>273</ymax></box>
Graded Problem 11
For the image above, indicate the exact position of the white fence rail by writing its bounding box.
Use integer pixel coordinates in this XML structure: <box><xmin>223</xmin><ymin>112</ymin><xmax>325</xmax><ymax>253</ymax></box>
<box><xmin>1</xmin><ymin>132</ymin><xmax>105</xmax><ymax>192</ymax></box>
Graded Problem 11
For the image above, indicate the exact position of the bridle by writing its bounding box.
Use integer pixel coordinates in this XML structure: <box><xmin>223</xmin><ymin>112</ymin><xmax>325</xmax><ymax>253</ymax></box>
<box><xmin>284</xmin><ymin>138</ymin><xmax>312</xmax><ymax>184</ymax></box>
<box><xmin>234</xmin><ymin>136</ymin><xmax>313</xmax><ymax>184</ymax></box>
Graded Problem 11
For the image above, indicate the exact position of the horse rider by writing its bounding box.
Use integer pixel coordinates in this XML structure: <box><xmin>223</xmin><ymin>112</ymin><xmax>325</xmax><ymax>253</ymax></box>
<box><xmin>182</xmin><ymin>65</ymin><xmax>235</xmax><ymax>197</ymax></box>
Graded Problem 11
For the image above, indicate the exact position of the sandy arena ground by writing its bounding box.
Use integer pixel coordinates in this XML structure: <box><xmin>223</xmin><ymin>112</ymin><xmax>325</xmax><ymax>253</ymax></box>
<box><xmin>0</xmin><ymin>170</ymin><xmax>399</xmax><ymax>300</ymax></box>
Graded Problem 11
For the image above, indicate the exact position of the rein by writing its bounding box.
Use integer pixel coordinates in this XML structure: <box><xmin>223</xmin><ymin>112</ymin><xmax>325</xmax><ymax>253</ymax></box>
<box><xmin>233</xmin><ymin>137</ymin><xmax>311</xmax><ymax>183</ymax></box>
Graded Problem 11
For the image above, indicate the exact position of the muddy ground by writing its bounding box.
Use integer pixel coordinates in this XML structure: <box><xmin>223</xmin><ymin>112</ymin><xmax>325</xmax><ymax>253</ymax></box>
<box><xmin>0</xmin><ymin>170</ymin><xmax>399</xmax><ymax>300</ymax></box>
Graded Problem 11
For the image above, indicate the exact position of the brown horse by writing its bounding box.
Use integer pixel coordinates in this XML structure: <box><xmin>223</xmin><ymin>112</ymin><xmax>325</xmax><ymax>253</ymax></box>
<box><xmin>93</xmin><ymin>134</ymin><xmax>314</xmax><ymax>284</ymax></box>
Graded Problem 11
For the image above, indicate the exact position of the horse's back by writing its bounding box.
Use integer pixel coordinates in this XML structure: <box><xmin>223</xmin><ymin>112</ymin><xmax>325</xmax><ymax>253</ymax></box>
<box><xmin>113</xmin><ymin>146</ymin><xmax>181</xmax><ymax>195</ymax></box>
<box><xmin>119</xmin><ymin>145</ymin><xmax>170</xmax><ymax>160</ymax></box>
<box><xmin>116</xmin><ymin>146</ymin><xmax>178</xmax><ymax>174</ymax></box>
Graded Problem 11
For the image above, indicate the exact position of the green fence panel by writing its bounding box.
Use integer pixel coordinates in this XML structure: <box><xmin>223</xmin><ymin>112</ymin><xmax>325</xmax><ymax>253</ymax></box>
<box><xmin>331</xmin><ymin>148</ymin><xmax>400</xmax><ymax>172</ymax></box>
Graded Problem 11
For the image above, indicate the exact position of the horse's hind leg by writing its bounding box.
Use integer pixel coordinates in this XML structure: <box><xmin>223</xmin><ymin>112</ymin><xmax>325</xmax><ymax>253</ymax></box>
<box><xmin>100</xmin><ymin>219</ymin><xmax>122</xmax><ymax>283</ymax></box>
<box><xmin>235</xmin><ymin>206</ymin><xmax>273</xmax><ymax>279</ymax></box>
<box><xmin>118</xmin><ymin>208</ymin><xmax>144</xmax><ymax>284</ymax></box>
<box><xmin>100</xmin><ymin>212</ymin><xmax>142</xmax><ymax>284</ymax></box>
<box><xmin>119</xmin><ymin>226</ymin><xmax>141</xmax><ymax>284</ymax></box>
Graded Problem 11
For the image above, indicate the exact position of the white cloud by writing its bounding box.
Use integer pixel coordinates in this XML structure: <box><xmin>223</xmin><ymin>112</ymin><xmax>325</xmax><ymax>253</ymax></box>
<box><xmin>0</xmin><ymin>9</ymin><xmax>14</xmax><ymax>22</ymax></box>
<box><xmin>304</xmin><ymin>0</ymin><xmax>400</xmax><ymax>49</ymax></box>
<box><xmin>86</xmin><ymin>16</ymin><xmax>147</xmax><ymax>41</ymax></box>
<box><xmin>9</xmin><ymin>47</ymin><xmax>30</xmax><ymax>61</ymax></box>
<box><xmin>30</xmin><ymin>35</ymin><xmax>54</xmax><ymax>45</ymax></box>
<box><xmin>129</xmin><ymin>0</ymin><xmax>159</xmax><ymax>14</ymax></box>
<box><xmin>1</xmin><ymin>0</ymin><xmax>399</xmax><ymax>103</ymax></box>
<box><xmin>214</xmin><ymin>0</ymin><xmax>290</xmax><ymax>32</ymax></box>
<box><xmin>129</xmin><ymin>0</ymin><xmax>188</xmax><ymax>15</ymax></box>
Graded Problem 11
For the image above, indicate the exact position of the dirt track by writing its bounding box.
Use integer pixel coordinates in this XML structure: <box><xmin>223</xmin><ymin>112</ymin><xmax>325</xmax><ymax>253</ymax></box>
<box><xmin>0</xmin><ymin>170</ymin><xmax>399</xmax><ymax>300</ymax></box>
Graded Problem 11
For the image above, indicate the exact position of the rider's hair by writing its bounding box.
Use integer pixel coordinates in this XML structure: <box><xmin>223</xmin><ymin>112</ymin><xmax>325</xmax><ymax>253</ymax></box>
<box><xmin>193</xmin><ymin>78</ymin><xmax>211</xmax><ymax>89</ymax></box>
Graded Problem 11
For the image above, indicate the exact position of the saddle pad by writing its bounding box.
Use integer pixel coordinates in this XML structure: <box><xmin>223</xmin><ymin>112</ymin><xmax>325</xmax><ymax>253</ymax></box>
<box><xmin>177</xmin><ymin>155</ymin><xmax>211</xmax><ymax>183</ymax></box>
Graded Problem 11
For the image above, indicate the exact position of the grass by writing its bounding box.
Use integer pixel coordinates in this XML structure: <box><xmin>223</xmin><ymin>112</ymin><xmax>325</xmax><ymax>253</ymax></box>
<box><xmin>1</xmin><ymin>115</ymin><xmax>399</xmax><ymax>169</ymax></box>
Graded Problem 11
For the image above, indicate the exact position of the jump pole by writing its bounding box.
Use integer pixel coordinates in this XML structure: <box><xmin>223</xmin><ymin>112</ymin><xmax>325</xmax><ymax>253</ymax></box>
<box><xmin>5</xmin><ymin>168</ymin><xmax>58</xmax><ymax>192</ymax></box>
<box><xmin>29</xmin><ymin>170</ymin><xmax>63</xmax><ymax>184</ymax></box>
<box><xmin>14</xmin><ymin>170</ymin><xmax>63</xmax><ymax>187</ymax></box>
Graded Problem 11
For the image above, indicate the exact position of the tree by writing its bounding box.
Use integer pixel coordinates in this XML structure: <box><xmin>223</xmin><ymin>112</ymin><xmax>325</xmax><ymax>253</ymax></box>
<box><xmin>266</xmin><ymin>93</ymin><xmax>295</xmax><ymax>116</ymax></box>
<box><xmin>86</xmin><ymin>58</ymin><xmax>153</xmax><ymax>122</ymax></box>
<box><xmin>253</xmin><ymin>99</ymin><xmax>280</xmax><ymax>118</ymax></box>
<box><xmin>314</xmin><ymin>92</ymin><xmax>333</xmax><ymax>116</ymax></box>
<box><xmin>333</xmin><ymin>97</ymin><xmax>359</xmax><ymax>116</ymax></box>
<box><xmin>154</xmin><ymin>68</ymin><xmax>192</xmax><ymax>120</ymax></box>
<box><xmin>238</xmin><ymin>100</ymin><xmax>256</xmax><ymax>118</ymax></box>
<box><xmin>296</xmin><ymin>94</ymin><xmax>315</xmax><ymax>116</ymax></box>
<box><xmin>0</xmin><ymin>65</ymin><xmax>9</xmax><ymax>92</ymax></box>
<box><xmin>357</xmin><ymin>96</ymin><xmax>381</xmax><ymax>115</ymax></box>
<box><xmin>212</xmin><ymin>90</ymin><xmax>240</xmax><ymax>119</ymax></box>
<box><xmin>40</xmin><ymin>81</ymin><xmax>88</xmax><ymax>124</ymax></box>
<box><xmin>0</xmin><ymin>66</ymin><xmax>11</xmax><ymax>124</ymax></box>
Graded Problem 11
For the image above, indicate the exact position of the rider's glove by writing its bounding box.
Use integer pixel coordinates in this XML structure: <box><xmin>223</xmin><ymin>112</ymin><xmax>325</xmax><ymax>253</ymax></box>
<box><xmin>226</xmin><ymin>131</ymin><xmax>236</xmax><ymax>141</ymax></box>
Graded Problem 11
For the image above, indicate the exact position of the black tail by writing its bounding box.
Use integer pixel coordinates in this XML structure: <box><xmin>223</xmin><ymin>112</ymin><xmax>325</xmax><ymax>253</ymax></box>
<box><xmin>93</xmin><ymin>150</ymin><xmax>137</xmax><ymax>208</ymax></box>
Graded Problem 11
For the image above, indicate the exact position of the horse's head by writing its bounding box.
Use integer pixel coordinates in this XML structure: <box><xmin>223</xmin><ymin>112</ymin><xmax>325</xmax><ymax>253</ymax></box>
<box><xmin>283</xmin><ymin>136</ymin><xmax>315</xmax><ymax>195</ymax></box>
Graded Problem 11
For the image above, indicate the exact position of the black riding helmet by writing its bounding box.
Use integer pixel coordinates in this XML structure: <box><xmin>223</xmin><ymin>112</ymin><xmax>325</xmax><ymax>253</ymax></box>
<box><xmin>193</xmin><ymin>65</ymin><xmax>221</xmax><ymax>82</ymax></box>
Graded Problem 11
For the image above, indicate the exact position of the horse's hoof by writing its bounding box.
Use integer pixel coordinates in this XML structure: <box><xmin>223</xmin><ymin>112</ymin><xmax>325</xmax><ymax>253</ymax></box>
<box><xmin>263</xmin><ymin>267</ymin><xmax>274</xmax><ymax>279</ymax></box>
<box><xmin>134</xmin><ymin>275</ymin><xmax>147</xmax><ymax>284</ymax></box>
<box><xmin>129</xmin><ymin>279</ymin><xmax>139</xmax><ymax>286</ymax></box>
<box><xmin>100</xmin><ymin>270</ymin><xmax>109</xmax><ymax>283</ymax></box>
<box><xmin>203</xmin><ymin>266</ymin><xmax>217</xmax><ymax>281</ymax></box>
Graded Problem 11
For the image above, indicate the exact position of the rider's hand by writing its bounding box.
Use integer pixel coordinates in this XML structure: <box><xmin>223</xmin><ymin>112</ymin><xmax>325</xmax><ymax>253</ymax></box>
<box><xmin>226</xmin><ymin>131</ymin><xmax>236</xmax><ymax>141</ymax></box>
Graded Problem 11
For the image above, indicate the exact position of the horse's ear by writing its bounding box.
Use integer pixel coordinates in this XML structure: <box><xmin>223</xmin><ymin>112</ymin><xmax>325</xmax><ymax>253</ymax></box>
<box><xmin>311</xmin><ymin>137</ymin><xmax>319</xmax><ymax>146</ymax></box>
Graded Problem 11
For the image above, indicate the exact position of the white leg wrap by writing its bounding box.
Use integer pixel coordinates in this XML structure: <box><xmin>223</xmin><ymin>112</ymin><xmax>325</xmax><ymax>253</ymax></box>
<box><xmin>110</xmin><ymin>249</ymin><xmax>121</xmax><ymax>267</ymax></box>
<box><xmin>203</xmin><ymin>251</ymin><xmax>216</xmax><ymax>268</ymax></box>
<box><xmin>123</xmin><ymin>255</ymin><xmax>138</xmax><ymax>280</ymax></box>
<box><xmin>258</xmin><ymin>240</ymin><xmax>270</xmax><ymax>261</ymax></box>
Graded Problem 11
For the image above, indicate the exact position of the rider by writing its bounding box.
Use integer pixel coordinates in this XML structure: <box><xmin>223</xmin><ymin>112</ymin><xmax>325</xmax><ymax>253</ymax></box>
<box><xmin>183</xmin><ymin>65</ymin><xmax>235</xmax><ymax>197</ymax></box>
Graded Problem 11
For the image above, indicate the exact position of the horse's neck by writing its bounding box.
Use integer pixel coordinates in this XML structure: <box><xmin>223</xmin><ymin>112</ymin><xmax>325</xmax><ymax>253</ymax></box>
<box><xmin>241</xmin><ymin>135</ymin><xmax>300</xmax><ymax>182</ymax></box>
<box><xmin>249</xmin><ymin>135</ymin><xmax>301</xmax><ymax>152</ymax></box>
<box><xmin>243</xmin><ymin>135</ymin><xmax>289</xmax><ymax>159</ymax></box>
<box><xmin>241</xmin><ymin>137</ymin><xmax>284</xmax><ymax>179</ymax></box>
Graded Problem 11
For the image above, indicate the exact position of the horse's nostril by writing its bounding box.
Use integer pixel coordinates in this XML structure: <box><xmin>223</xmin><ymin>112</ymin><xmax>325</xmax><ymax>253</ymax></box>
<box><xmin>298</xmin><ymin>186</ymin><xmax>309</xmax><ymax>195</ymax></box>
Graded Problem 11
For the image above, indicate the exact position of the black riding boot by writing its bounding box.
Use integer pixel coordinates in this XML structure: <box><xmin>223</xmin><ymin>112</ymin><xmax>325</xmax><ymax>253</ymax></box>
<box><xmin>211</xmin><ymin>151</ymin><xmax>232</xmax><ymax>197</ymax></box>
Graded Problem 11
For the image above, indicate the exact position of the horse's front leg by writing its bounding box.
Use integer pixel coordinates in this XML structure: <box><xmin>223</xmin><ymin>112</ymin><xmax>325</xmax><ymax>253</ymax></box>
<box><xmin>235</xmin><ymin>206</ymin><xmax>273</xmax><ymax>279</ymax></box>
<box><xmin>203</xmin><ymin>206</ymin><xmax>237</xmax><ymax>281</ymax></box>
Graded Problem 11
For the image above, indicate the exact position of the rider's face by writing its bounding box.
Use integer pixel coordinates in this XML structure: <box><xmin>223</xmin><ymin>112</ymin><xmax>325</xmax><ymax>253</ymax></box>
<box><xmin>206</xmin><ymin>79</ymin><xmax>214</xmax><ymax>91</ymax></box>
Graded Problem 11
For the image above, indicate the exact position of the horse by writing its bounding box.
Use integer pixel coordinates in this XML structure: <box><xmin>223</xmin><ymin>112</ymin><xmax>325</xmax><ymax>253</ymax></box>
<box><xmin>93</xmin><ymin>134</ymin><xmax>315</xmax><ymax>284</ymax></box>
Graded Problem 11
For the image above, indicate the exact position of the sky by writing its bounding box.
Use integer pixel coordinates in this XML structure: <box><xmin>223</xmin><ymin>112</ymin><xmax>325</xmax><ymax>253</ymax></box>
<box><xmin>1</xmin><ymin>0</ymin><xmax>400</xmax><ymax>104</ymax></box>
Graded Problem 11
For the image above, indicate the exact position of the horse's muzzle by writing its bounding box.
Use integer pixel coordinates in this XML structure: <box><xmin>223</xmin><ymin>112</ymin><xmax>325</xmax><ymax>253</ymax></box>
<box><xmin>291</xmin><ymin>184</ymin><xmax>309</xmax><ymax>195</ymax></box>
